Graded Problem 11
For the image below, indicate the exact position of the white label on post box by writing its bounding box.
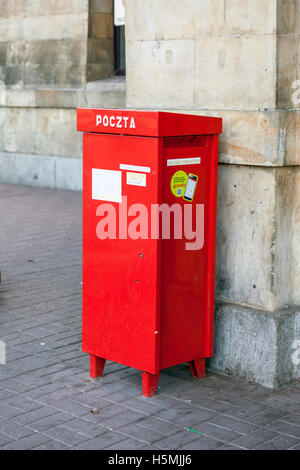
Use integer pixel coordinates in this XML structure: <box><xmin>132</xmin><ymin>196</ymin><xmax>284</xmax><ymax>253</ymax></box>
<box><xmin>167</xmin><ymin>158</ymin><xmax>201</xmax><ymax>167</ymax></box>
<box><xmin>120</xmin><ymin>164</ymin><xmax>151</xmax><ymax>173</ymax></box>
<box><xmin>92</xmin><ymin>169</ymin><xmax>122</xmax><ymax>203</ymax></box>
<box><xmin>126</xmin><ymin>172</ymin><xmax>146</xmax><ymax>187</ymax></box>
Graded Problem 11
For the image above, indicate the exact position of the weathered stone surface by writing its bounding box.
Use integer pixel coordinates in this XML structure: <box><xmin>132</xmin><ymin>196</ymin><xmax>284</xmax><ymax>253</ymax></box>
<box><xmin>0</xmin><ymin>44</ymin><xmax>7</xmax><ymax>65</ymax></box>
<box><xmin>194</xmin><ymin>36</ymin><xmax>276</xmax><ymax>110</ymax></box>
<box><xmin>216</xmin><ymin>165</ymin><xmax>294</xmax><ymax>311</ymax></box>
<box><xmin>277</xmin><ymin>0</ymin><xmax>296</xmax><ymax>34</ymax></box>
<box><xmin>277</xmin><ymin>34</ymin><xmax>296</xmax><ymax>109</ymax></box>
<box><xmin>126</xmin><ymin>0</ymin><xmax>225</xmax><ymax>41</ymax></box>
<box><xmin>89</xmin><ymin>12</ymin><xmax>113</xmax><ymax>39</ymax></box>
<box><xmin>0</xmin><ymin>151</ymin><xmax>56</xmax><ymax>188</ymax></box>
<box><xmin>293</xmin><ymin>167</ymin><xmax>300</xmax><ymax>304</ymax></box>
<box><xmin>7</xmin><ymin>40</ymin><xmax>87</xmax><ymax>66</ymax></box>
<box><xmin>0</xmin><ymin>152</ymin><xmax>82</xmax><ymax>190</ymax></box>
<box><xmin>90</xmin><ymin>0</ymin><xmax>113</xmax><ymax>13</ymax></box>
<box><xmin>216</xmin><ymin>165</ymin><xmax>275</xmax><ymax>310</ymax></box>
<box><xmin>126</xmin><ymin>40</ymin><xmax>195</xmax><ymax>108</ymax></box>
<box><xmin>3</xmin><ymin>108</ymin><xmax>82</xmax><ymax>158</ymax></box>
<box><xmin>1</xmin><ymin>77</ymin><xmax>126</xmax><ymax>109</ymax></box>
<box><xmin>208</xmin><ymin>303</ymin><xmax>300</xmax><ymax>388</ymax></box>
<box><xmin>226</xmin><ymin>0</ymin><xmax>277</xmax><ymax>35</ymax></box>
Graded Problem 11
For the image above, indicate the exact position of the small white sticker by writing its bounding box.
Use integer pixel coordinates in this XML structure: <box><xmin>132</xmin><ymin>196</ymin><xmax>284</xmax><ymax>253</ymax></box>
<box><xmin>120</xmin><ymin>164</ymin><xmax>151</xmax><ymax>173</ymax></box>
<box><xmin>126</xmin><ymin>172</ymin><xmax>146</xmax><ymax>187</ymax></box>
<box><xmin>167</xmin><ymin>158</ymin><xmax>201</xmax><ymax>167</ymax></box>
<box><xmin>92</xmin><ymin>169</ymin><xmax>122</xmax><ymax>203</ymax></box>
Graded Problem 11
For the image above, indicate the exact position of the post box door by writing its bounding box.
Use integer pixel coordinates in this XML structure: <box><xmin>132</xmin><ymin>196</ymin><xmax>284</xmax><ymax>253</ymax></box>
<box><xmin>82</xmin><ymin>133</ymin><xmax>162</xmax><ymax>375</ymax></box>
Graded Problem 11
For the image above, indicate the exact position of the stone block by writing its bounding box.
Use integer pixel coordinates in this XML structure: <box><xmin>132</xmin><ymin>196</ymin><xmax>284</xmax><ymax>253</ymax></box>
<box><xmin>225</xmin><ymin>0</ymin><xmax>277</xmax><ymax>36</ymax></box>
<box><xmin>216</xmin><ymin>165</ymin><xmax>276</xmax><ymax>310</ymax></box>
<box><xmin>7</xmin><ymin>40</ymin><xmax>87</xmax><ymax>67</ymax></box>
<box><xmin>194</xmin><ymin>36</ymin><xmax>277</xmax><ymax>110</ymax></box>
<box><xmin>0</xmin><ymin>43</ymin><xmax>7</xmax><ymax>65</ymax></box>
<box><xmin>277</xmin><ymin>34</ymin><xmax>296</xmax><ymax>109</ymax></box>
<box><xmin>87</xmin><ymin>63</ymin><xmax>114</xmax><ymax>81</ymax></box>
<box><xmin>296</xmin><ymin>0</ymin><xmax>300</xmax><ymax>33</ymax></box>
<box><xmin>277</xmin><ymin>0</ymin><xmax>296</xmax><ymax>34</ymax></box>
<box><xmin>87</xmin><ymin>38</ymin><xmax>114</xmax><ymax>64</ymax></box>
<box><xmin>23</xmin><ymin>13</ymin><xmax>88</xmax><ymax>41</ymax></box>
<box><xmin>27</xmin><ymin>0</ymin><xmax>73</xmax><ymax>16</ymax></box>
<box><xmin>55</xmin><ymin>156</ymin><xmax>83</xmax><ymax>191</ymax></box>
<box><xmin>126</xmin><ymin>40</ymin><xmax>195</xmax><ymax>108</ymax></box>
<box><xmin>89</xmin><ymin>12</ymin><xmax>113</xmax><ymax>39</ymax></box>
<box><xmin>90</xmin><ymin>0</ymin><xmax>113</xmax><ymax>13</ymax></box>
<box><xmin>208</xmin><ymin>303</ymin><xmax>300</xmax><ymax>388</ymax></box>
<box><xmin>169</xmin><ymin>109</ymin><xmax>298</xmax><ymax>166</ymax></box>
<box><xmin>216</xmin><ymin>164</ymin><xmax>294</xmax><ymax>311</ymax></box>
<box><xmin>56</xmin><ymin>65</ymin><xmax>86</xmax><ymax>86</ymax></box>
<box><xmin>126</xmin><ymin>0</ymin><xmax>225</xmax><ymax>41</ymax></box>
<box><xmin>0</xmin><ymin>151</ymin><xmax>55</xmax><ymax>188</ymax></box>
<box><xmin>72</xmin><ymin>0</ymin><xmax>89</xmax><ymax>14</ymax></box>
<box><xmin>0</xmin><ymin>17</ymin><xmax>24</xmax><ymax>42</ymax></box>
<box><xmin>293</xmin><ymin>167</ymin><xmax>300</xmax><ymax>304</ymax></box>
<box><xmin>35</xmin><ymin>108</ymin><xmax>82</xmax><ymax>158</ymax></box>
<box><xmin>4</xmin><ymin>108</ymin><xmax>37</xmax><ymax>154</ymax></box>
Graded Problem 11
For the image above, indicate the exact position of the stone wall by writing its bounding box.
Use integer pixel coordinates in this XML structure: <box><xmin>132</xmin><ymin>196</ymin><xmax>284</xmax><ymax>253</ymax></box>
<box><xmin>0</xmin><ymin>0</ymin><xmax>89</xmax><ymax>86</ymax></box>
<box><xmin>0</xmin><ymin>0</ymin><xmax>123</xmax><ymax>191</ymax></box>
<box><xmin>125</xmin><ymin>0</ymin><xmax>300</xmax><ymax>386</ymax></box>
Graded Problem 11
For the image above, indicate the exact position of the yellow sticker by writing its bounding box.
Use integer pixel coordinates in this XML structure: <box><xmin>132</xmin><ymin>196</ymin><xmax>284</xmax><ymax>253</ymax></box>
<box><xmin>171</xmin><ymin>171</ymin><xmax>188</xmax><ymax>198</ymax></box>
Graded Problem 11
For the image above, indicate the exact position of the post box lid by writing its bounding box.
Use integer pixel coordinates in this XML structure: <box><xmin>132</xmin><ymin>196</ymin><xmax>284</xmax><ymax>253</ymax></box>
<box><xmin>77</xmin><ymin>108</ymin><xmax>222</xmax><ymax>137</ymax></box>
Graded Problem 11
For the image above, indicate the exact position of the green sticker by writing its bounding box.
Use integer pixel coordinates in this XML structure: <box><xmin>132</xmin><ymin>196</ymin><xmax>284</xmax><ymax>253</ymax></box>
<box><xmin>170</xmin><ymin>171</ymin><xmax>188</xmax><ymax>198</ymax></box>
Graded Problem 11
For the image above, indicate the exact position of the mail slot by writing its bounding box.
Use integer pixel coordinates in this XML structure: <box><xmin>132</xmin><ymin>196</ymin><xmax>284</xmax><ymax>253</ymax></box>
<box><xmin>77</xmin><ymin>109</ymin><xmax>222</xmax><ymax>397</ymax></box>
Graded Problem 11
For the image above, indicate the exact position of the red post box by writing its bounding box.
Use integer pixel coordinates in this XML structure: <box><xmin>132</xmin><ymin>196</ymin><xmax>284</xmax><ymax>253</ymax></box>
<box><xmin>77</xmin><ymin>109</ymin><xmax>222</xmax><ymax>397</ymax></box>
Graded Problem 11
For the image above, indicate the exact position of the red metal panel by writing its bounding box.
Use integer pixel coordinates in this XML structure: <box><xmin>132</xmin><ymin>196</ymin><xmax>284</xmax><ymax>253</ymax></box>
<box><xmin>77</xmin><ymin>109</ymin><xmax>222</xmax><ymax>137</ymax></box>
<box><xmin>82</xmin><ymin>133</ymin><xmax>162</xmax><ymax>375</ymax></box>
<box><xmin>159</xmin><ymin>136</ymin><xmax>217</xmax><ymax>369</ymax></box>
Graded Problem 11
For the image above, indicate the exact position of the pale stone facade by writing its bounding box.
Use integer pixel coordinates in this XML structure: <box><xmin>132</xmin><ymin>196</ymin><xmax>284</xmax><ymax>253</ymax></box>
<box><xmin>0</xmin><ymin>0</ymin><xmax>299</xmax><ymax>387</ymax></box>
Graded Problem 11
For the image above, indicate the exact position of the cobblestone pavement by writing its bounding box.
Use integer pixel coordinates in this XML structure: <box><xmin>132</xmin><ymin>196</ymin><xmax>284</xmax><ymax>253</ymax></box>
<box><xmin>0</xmin><ymin>183</ymin><xmax>299</xmax><ymax>450</ymax></box>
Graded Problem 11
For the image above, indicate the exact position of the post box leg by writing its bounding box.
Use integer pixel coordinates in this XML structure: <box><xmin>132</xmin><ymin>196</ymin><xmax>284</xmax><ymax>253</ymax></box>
<box><xmin>142</xmin><ymin>372</ymin><xmax>160</xmax><ymax>397</ymax></box>
<box><xmin>189</xmin><ymin>359</ymin><xmax>206</xmax><ymax>379</ymax></box>
<box><xmin>90</xmin><ymin>355</ymin><xmax>106</xmax><ymax>378</ymax></box>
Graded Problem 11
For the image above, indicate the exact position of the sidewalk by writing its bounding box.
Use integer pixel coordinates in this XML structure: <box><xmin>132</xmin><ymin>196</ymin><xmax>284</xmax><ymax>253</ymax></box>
<box><xmin>0</xmin><ymin>182</ymin><xmax>299</xmax><ymax>450</ymax></box>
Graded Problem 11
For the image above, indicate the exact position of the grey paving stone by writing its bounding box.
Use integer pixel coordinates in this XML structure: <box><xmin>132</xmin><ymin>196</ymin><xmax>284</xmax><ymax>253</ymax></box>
<box><xmin>254</xmin><ymin>435</ymin><xmax>300</xmax><ymax>450</ymax></box>
<box><xmin>43</xmin><ymin>424</ymin><xmax>90</xmax><ymax>446</ymax></box>
<box><xmin>0</xmin><ymin>405</ymin><xmax>26</xmax><ymax>420</ymax></box>
<box><xmin>208</xmin><ymin>415</ymin><xmax>260</xmax><ymax>435</ymax></box>
<box><xmin>0</xmin><ymin>432</ymin><xmax>15</xmax><ymax>447</ymax></box>
<box><xmin>63</xmin><ymin>418</ymin><xmax>107</xmax><ymax>438</ymax></box>
<box><xmin>0</xmin><ymin>420</ymin><xmax>35</xmax><ymax>439</ymax></box>
<box><xmin>154</xmin><ymin>429</ymin><xmax>202</xmax><ymax>450</ymax></box>
<box><xmin>232</xmin><ymin>428</ymin><xmax>279</xmax><ymax>449</ymax></box>
<box><xmin>33</xmin><ymin>440</ymin><xmax>71</xmax><ymax>450</ymax></box>
<box><xmin>82</xmin><ymin>404</ymin><xmax>128</xmax><ymax>423</ymax></box>
<box><xmin>266</xmin><ymin>420</ymin><xmax>300</xmax><ymax>438</ymax></box>
<box><xmin>13</xmin><ymin>406</ymin><xmax>58</xmax><ymax>425</ymax></box>
<box><xmin>4</xmin><ymin>433</ymin><xmax>52</xmax><ymax>450</ymax></box>
<box><xmin>183</xmin><ymin>436</ymin><xmax>224</xmax><ymax>450</ymax></box>
<box><xmin>27</xmin><ymin>412</ymin><xmax>74</xmax><ymax>432</ymax></box>
<box><xmin>118</xmin><ymin>423</ymin><xmax>163</xmax><ymax>445</ymax></box>
<box><xmin>76</xmin><ymin>432</ymin><xmax>127</xmax><ymax>450</ymax></box>
<box><xmin>121</xmin><ymin>398</ymin><xmax>162</xmax><ymax>416</ymax></box>
<box><xmin>137</xmin><ymin>416</ymin><xmax>180</xmax><ymax>436</ymax></box>
<box><xmin>100</xmin><ymin>409</ymin><xmax>145</xmax><ymax>430</ymax></box>
<box><xmin>105</xmin><ymin>438</ymin><xmax>147</xmax><ymax>450</ymax></box>
<box><xmin>247</xmin><ymin>407</ymin><xmax>290</xmax><ymax>426</ymax></box>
